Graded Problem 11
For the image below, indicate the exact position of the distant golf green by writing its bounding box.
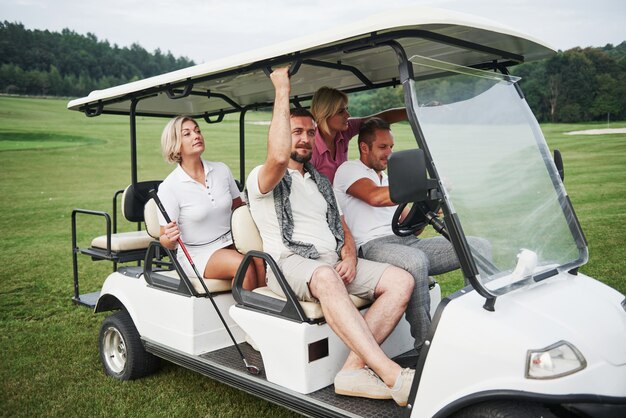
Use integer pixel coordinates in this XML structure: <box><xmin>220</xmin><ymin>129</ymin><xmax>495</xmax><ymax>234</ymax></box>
<box><xmin>0</xmin><ymin>95</ymin><xmax>624</xmax><ymax>417</ymax></box>
<box><xmin>0</xmin><ymin>132</ymin><xmax>104</xmax><ymax>151</ymax></box>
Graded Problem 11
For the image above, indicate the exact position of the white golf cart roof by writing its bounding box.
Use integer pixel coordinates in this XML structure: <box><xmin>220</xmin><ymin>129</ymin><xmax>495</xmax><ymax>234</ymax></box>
<box><xmin>67</xmin><ymin>6</ymin><xmax>554</xmax><ymax>118</ymax></box>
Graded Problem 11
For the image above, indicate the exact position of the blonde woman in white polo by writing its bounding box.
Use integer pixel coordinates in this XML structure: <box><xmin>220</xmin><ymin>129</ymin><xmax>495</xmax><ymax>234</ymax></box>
<box><xmin>157</xmin><ymin>116</ymin><xmax>265</xmax><ymax>290</ymax></box>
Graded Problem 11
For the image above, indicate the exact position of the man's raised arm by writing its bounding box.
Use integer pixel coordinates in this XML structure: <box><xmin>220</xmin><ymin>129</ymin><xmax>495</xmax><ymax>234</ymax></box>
<box><xmin>257</xmin><ymin>67</ymin><xmax>292</xmax><ymax>194</ymax></box>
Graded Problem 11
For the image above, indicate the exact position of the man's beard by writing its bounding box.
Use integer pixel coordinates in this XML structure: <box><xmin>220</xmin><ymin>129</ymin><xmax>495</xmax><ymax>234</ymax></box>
<box><xmin>368</xmin><ymin>155</ymin><xmax>387</xmax><ymax>172</ymax></box>
<box><xmin>290</xmin><ymin>151</ymin><xmax>312</xmax><ymax>164</ymax></box>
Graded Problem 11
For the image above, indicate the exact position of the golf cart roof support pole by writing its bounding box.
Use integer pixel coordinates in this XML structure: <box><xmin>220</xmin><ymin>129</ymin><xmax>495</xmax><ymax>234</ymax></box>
<box><xmin>239</xmin><ymin>108</ymin><xmax>249</xmax><ymax>184</ymax></box>
<box><xmin>386</xmin><ymin>39</ymin><xmax>497</xmax><ymax>309</ymax></box>
<box><xmin>129</xmin><ymin>97</ymin><xmax>139</xmax><ymax>186</ymax></box>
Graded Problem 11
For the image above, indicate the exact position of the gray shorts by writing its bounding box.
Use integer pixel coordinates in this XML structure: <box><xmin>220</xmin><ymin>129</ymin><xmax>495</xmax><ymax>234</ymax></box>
<box><xmin>267</xmin><ymin>251</ymin><xmax>390</xmax><ymax>302</ymax></box>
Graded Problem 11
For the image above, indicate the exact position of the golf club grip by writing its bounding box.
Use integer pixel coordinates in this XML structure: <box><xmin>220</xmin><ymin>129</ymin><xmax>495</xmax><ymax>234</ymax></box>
<box><xmin>148</xmin><ymin>189</ymin><xmax>200</xmax><ymax>270</ymax></box>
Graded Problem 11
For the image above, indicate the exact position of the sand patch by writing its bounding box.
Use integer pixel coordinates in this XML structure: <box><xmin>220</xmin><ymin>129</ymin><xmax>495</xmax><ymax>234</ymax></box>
<box><xmin>564</xmin><ymin>128</ymin><xmax>626</xmax><ymax>135</ymax></box>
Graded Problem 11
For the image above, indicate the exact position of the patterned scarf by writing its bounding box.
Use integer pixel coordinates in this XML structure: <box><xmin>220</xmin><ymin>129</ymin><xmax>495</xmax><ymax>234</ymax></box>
<box><xmin>273</xmin><ymin>162</ymin><xmax>344</xmax><ymax>259</ymax></box>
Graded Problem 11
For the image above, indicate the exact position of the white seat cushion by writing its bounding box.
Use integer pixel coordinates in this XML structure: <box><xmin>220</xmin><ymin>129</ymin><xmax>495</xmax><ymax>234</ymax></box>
<box><xmin>91</xmin><ymin>230</ymin><xmax>155</xmax><ymax>252</ymax></box>
<box><xmin>231</xmin><ymin>205</ymin><xmax>263</xmax><ymax>254</ymax></box>
<box><xmin>143</xmin><ymin>198</ymin><xmax>161</xmax><ymax>239</ymax></box>
<box><xmin>159</xmin><ymin>270</ymin><xmax>232</xmax><ymax>294</ymax></box>
<box><xmin>252</xmin><ymin>286</ymin><xmax>369</xmax><ymax>320</ymax></box>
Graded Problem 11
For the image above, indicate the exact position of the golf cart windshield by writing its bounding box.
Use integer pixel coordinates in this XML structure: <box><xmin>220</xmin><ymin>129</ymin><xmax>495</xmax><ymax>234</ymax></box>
<box><xmin>408</xmin><ymin>57</ymin><xmax>587</xmax><ymax>295</ymax></box>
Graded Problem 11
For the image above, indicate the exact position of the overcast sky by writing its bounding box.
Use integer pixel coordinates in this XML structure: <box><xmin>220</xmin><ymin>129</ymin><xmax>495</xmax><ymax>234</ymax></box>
<box><xmin>2</xmin><ymin>0</ymin><xmax>625</xmax><ymax>64</ymax></box>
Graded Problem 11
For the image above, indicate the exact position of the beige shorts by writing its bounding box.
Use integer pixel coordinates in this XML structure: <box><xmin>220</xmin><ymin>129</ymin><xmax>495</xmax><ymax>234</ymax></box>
<box><xmin>267</xmin><ymin>251</ymin><xmax>390</xmax><ymax>302</ymax></box>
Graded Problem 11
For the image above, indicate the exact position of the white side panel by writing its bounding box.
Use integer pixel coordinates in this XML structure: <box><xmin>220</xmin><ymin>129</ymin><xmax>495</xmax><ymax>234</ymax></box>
<box><xmin>99</xmin><ymin>273</ymin><xmax>243</xmax><ymax>355</ymax></box>
<box><xmin>230</xmin><ymin>305</ymin><xmax>414</xmax><ymax>394</ymax></box>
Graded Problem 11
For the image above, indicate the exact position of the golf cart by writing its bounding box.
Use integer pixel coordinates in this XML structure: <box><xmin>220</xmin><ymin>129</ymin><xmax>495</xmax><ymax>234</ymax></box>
<box><xmin>68</xmin><ymin>7</ymin><xmax>626</xmax><ymax>417</ymax></box>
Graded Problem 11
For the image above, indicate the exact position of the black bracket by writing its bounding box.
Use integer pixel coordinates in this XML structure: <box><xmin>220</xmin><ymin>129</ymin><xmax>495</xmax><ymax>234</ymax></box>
<box><xmin>203</xmin><ymin>110</ymin><xmax>225</xmax><ymax>124</ymax></box>
<box><xmin>263</xmin><ymin>58</ymin><xmax>303</xmax><ymax>78</ymax></box>
<box><xmin>84</xmin><ymin>101</ymin><xmax>103</xmax><ymax>117</ymax></box>
<box><xmin>232</xmin><ymin>250</ymin><xmax>309</xmax><ymax>323</ymax></box>
<box><xmin>483</xmin><ymin>297</ymin><xmax>496</xmax><ymax>312</ymax></box>
<box><xmin>292</xmin><ymin>96</ymin><xmax>303</xmax><ymax>108</ymax></box>
<box><xmin>165</xmin><ymin>83</ymin><xmax>193</xmax><ymax>99</ymax></box>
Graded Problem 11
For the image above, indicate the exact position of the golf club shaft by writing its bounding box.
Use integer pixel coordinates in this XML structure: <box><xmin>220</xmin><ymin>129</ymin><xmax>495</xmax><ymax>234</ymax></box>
<box><xmin>148</xmin><ymin>190</ymin><xmax>260</xmax><ymax>373</ymax></box>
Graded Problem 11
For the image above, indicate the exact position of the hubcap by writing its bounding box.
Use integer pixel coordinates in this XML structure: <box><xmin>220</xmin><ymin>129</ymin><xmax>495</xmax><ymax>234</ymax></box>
<box><xmin>102</xmin><ymin>326</ymin><xmax>127</xmax><ymax>374</ymax></box>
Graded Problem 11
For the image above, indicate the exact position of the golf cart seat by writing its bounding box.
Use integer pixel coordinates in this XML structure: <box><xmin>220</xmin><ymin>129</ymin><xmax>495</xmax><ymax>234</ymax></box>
<box><xmin>77</xmin><ymin>180</ymin><xmax>162</xmax><ymax>261</ymax></box>
<box><xmin>229</xmin><ymin>204</ymin><xmax>369</xmax><ymax>321</ymax></box>
<box><xmin>71</xmin><ymin>180</ymin><xmax>162</xmax><ymax>307</ymax></box>
<box><xmin>141</xmin><ymin>200</ymin><xmax>233</xmax><ymax>295</ymax></box>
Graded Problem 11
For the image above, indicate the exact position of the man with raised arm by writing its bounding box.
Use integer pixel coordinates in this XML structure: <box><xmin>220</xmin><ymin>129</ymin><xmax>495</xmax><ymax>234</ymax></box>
<box><xmin>334</xmin><ymin>118</ymin><xmax>491</xmax><ymax>354</ymax></box>
<box><xmin>246</xmin><ymin>67</ymin><xmax>416</xmax><ymax>406</ymax></box>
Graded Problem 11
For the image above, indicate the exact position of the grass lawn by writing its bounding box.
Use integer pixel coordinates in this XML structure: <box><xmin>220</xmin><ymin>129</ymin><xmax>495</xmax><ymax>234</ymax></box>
<box><xmin>1</xmin><ymin>96</ymin><xmax>624</xmax><ymax>417</ymax></box>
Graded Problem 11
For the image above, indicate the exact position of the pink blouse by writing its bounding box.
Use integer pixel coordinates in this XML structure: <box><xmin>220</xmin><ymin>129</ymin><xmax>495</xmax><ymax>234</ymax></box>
<box><xmin>311</xmin><ymin>118</ymin><xmax>363</xmax><ymax>183</ymax></box>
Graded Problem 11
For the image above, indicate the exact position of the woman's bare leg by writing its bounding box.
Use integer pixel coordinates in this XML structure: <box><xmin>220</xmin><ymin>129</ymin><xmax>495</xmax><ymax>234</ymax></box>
<box><xmin>204</xmin><ymin>247</ymin><xmax>260</xmax><ymax>290</ymax></box>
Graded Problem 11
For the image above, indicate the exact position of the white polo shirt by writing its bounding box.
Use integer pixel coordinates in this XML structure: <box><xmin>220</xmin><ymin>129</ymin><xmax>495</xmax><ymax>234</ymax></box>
<box><xmin>246</xmin><ymin>165</ymin><xmax>338</xmax><ymax>261</ymax></box>
<box><xmin>334</xmin><ymin>159</ymin><xmax>396</xmax><ymax>248</ymax></box>
<box><xmin>157</xmin><ymin>160</ymin><xmax>240</xmax><ymax>245</ymax></box>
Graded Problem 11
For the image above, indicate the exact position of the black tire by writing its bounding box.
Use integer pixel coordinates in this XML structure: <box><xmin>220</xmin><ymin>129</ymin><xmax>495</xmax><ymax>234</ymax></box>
<box><xmin>99</xmin><ymin>310</ymin><xmax>160</xmax><ymax>380</ymax></box>
<box><xmin>452</xmin><ymin>400</ymin><xmax>557</xmax><ymax>418</ymax></box>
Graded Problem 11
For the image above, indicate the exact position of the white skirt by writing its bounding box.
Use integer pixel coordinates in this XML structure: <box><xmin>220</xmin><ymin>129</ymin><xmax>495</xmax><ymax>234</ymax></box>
<box><xmin>176</xmin><ymin>232</ymin><xmax>233</xmax><ymax>279</ymax></box>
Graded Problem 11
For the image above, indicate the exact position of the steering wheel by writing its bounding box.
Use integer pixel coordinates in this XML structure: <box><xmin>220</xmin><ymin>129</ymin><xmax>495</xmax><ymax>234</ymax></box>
<box><xmin>392</xmin><ymin>200</ymin><xmax>441</xmax><ymax>237</ymax></box>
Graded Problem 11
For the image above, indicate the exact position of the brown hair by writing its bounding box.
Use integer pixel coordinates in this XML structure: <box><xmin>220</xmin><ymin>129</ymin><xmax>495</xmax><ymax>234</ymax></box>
<box><xmin>290</xmin><ymin>107</ymin><xmax>314</xmax><ymax>120</ymax></box>
<box><xmin>357</xmin><ymin>117</ymin><xmax>390</xmax><ymax>151</ymax></box>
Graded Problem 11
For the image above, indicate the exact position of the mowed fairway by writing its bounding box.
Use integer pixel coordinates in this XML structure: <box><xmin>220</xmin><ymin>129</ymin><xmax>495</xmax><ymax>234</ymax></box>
<box><xmin>1</xmin><ymin>96</ymin><xmax>624</xmax><ymax>417</ymax></box>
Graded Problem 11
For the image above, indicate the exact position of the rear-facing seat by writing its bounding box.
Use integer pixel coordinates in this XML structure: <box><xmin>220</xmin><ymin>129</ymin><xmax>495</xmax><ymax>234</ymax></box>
<box><xmin>71</xmin><ymin>180</ymin><xmax>162</xmax><ymax>307</ymax></box>
<box><xmin>75</xmin><ymin>181</ymin><xmax>162</xmax><ymax>261</ymax></box>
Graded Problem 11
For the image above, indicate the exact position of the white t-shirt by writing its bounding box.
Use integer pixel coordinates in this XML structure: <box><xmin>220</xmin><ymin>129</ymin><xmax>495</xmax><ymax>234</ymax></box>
<box><xmin>246</xmin><ymin>165</ymin><xmax>338</xmax><ymax>261</ymax></box>
<box><xmin>334</xmin><ymin>159</ymin><xmax>396</xmax><ymax>248</ymax></box>
<box><xmin>157</xmin><ymin>160</ymin><xmax>240</xmax><ymax>246</ymax></box>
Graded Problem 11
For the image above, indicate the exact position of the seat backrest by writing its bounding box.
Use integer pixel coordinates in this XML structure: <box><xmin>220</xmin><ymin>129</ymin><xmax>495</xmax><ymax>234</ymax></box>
<box><xmin>121</xmin><ymin>180</ymin><xmax>162</xmax><ymax>223</ymax></box>
<box><xmin>231</xmin><ymin>204</ymin><xmax>263</xmax><ymax>254</ymax></box>
<box><xmin>144</xmin><ymin>198</ymin><xmax>161</xmax><ymax>239</ymax></box>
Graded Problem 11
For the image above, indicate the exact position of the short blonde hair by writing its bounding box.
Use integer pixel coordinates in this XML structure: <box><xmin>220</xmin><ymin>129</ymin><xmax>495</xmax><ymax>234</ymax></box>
<box><xmin>311</xmin><ymin>87</ymin><xmax>348</xmax><ymax>137</ymax></box>
<box><xmin>161</xmin><ymin>116</ymin><xmax>198</xmax><ymax>164</ymax></box>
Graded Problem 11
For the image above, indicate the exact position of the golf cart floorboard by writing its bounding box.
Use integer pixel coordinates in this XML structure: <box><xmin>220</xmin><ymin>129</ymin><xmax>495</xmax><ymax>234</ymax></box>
<box><xmin>202</xmin><ymin>344</ymin><xmax>406</xmax><ymax>417</ymax></box>
<box><xmin>148</xmin><ymin>340</ymin><xmax>406</xmax><ymax>417</ymax></box>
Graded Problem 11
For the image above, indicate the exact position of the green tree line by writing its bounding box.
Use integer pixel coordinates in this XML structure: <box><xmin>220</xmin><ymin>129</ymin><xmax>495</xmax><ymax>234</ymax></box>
<box><xmin>1</xmin><ymin>21</ymin><xmax>624</xmax><ymax>122</ymax></box>
<box><xmin>0</xmin><ymin>22</ymin><xmax>195</xmax><ymax>97</ymax></box>
<box><xmin>513</xmin><ymin>43</ymin><xmax>626</xmax><ymax>122</ymax></box>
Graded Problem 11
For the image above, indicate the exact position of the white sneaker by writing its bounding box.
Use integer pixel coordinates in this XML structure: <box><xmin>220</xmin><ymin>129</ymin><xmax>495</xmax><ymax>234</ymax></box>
<box><xmin>334</xmin><ymin>367</ymin><xmax>392</xmax><ymax>400</ymax></box>
<box><xmin>390</xmin><ymin>368</ymin><xmax>415</xmax><ymax>407</ymax></box>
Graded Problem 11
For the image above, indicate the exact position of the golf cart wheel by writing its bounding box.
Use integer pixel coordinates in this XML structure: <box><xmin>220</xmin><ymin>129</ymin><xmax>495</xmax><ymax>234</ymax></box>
<box><xmin>452</xmin><ymin>400</ymin><xmax>556</xmax><ymax>418</ymax></box>
<box><xmin>99</xmin><ymin>310</ymin><xmax>160</xmax><ymax>380</ymax></box>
